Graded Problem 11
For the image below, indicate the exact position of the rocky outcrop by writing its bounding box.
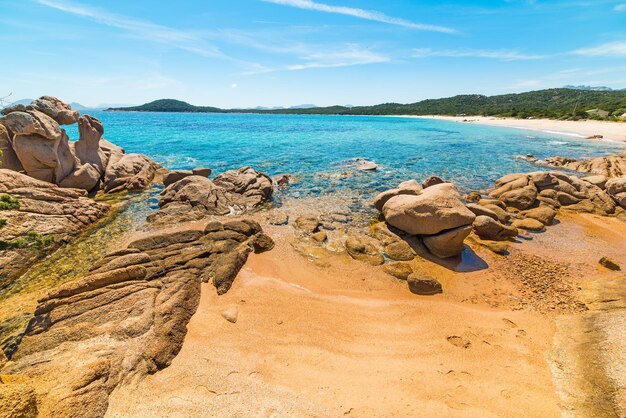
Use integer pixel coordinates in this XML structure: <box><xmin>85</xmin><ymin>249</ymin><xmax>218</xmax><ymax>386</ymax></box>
<box><xmin>213</xmin><ymin>166</ymin><xmax>273</xmax><ymax>208</ymax></box>
<box><xmin>374</xmin><ymin>180</ymin><xmax>475</xmax><ymax>258</ymax></box>
<box><xmin>489</xmin><ymin>171</ymin><xmax>616</xmax><ymax>216</ymax></box>
<box><xmin>103</xmin><ymin>154</ymin><xmax>160</xmax><ymax>193</ymax></box>
<box><xmin>0</xmin><ymin>169</ymin><xmax>109</xmax><ymax>285</ymax></box>
<box><xmin>0</xmin><ymin>97</ymin><xmax>161</xmax><ymax>194</ymax></box>
<box><xmin>1</xmin><ymin>109</ymin><xmax>75</xmax><ymax>183</ymax></box>
<box><xmin>149</xmin><ymin>168</ymin><xmax>273</xmax><ymax>225</ymax></box>
<box><xmin>472</xmin><ymin>215</ymin><xmax>518</xmax><ymax>241</ymax></box>
<box><xmin>605</xmin><ymin>176</ymin><xmax>626</xmax><ymax>208</ymax></box>
<box><xmin>0</xmin><ymin>220</ymin><xmax>273</xmax><ymax>417</ymax></box>
<box><xmin>544</xmin><ymin>153</ymin><xmax>626</xmax><ymax>178</ymax></box>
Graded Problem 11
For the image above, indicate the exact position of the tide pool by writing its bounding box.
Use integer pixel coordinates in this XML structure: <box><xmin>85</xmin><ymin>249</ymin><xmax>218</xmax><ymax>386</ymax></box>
<box><xmin>65</xmin><ymin>112</ymin><xmax>625</xmax><ymax>203</ymax></box>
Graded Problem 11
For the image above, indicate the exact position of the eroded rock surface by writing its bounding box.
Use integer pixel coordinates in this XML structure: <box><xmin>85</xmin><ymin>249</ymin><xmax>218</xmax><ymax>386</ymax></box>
<box><xmin>0</xmin><ymin>169</ymin><xmax>109</xmax><ymax>285</ymax></box>
<box><xmin>0</xmin><ymin>220</ymin><xmax>273</xmax><ymax>417</ymax></box>
<box><xmin>544</xmin><ymin>153</ymin><xmax>626</xmax><ymax>178</ymax></box>
<box><xmin>149</xmin><ymin>168</ymin><xmax>273</xmax><ymax>225</ymax></box>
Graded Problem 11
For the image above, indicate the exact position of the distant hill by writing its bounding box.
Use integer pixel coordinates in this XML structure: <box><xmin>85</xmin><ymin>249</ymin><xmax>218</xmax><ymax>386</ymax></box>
<box><xmin>107</xmin><ymin>89</ymin><xmax>626</xmax><ymax>120</ymax></box>
<box><xmin>108</xmin><ymin>99</ymin><xmax>224</xmax><ymax>113</ymax></box>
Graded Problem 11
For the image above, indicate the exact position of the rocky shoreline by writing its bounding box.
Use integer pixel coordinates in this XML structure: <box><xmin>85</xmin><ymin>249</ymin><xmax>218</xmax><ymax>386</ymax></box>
<box><xmin>1</xmin><ymin>97</ymin><xmax>625</xmax><ymax>417</ymax></box>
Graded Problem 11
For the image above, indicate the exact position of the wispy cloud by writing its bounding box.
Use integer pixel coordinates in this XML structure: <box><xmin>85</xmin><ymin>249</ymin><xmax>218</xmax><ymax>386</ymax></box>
<box><xmin>614</xmin><ymin>3</ymin><xmax>626</xmax><ymax>11</ymax></box>
<box><xmin>572</xmin><ymin>41</ymin><xmax>626</xmax><ymax>56</ymax></box>
<box><xmin>412</xmin><ymin>48</ymin><xmax>545</xmax><ymax>61</ymax></box>
<box><xmin>33</xmin><ymin>0</ymin><xmax>227</xmax><ymax>58</ymax></box>
<box><xmin>244</xmin><ymin>45</ymin><xmax>389</xmax><ymax>74</ymax></box>
<box><xmin>261</xmin><ymin>0</ymin><xmax>458</xmax><ymax>34</ymax></box>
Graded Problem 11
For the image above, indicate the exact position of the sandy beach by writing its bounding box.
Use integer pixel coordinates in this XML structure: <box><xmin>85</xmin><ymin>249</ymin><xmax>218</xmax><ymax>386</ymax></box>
<box><xmin>406</xmin><ymin>115</ymin><xmax>626</xmax><ymax>143</ymax></box>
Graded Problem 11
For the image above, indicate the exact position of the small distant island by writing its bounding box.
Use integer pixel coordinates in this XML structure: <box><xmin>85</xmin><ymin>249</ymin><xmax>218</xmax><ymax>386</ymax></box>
<box><xmin>108</xmin><ymin>88</ymin><xmax>626</xmax><ymax>121</ymax></box>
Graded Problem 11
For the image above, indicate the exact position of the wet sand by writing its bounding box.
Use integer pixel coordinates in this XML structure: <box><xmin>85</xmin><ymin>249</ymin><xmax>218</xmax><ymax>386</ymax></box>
<box><xmin>404</xmin><ymin>115</ymin><xmax>626</xmax><ymax>143</ymax></box>
<box><xmin>106</xmin><ymin>212</ymin><xmax>626</xmax><ymax>417</ymax></box>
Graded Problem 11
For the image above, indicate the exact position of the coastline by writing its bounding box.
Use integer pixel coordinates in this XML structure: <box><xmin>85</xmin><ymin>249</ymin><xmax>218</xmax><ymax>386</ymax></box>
<box><xmin>401</xmin><ymin>115</ymin><xmax>626</xmax><ymax>143</ymax></box>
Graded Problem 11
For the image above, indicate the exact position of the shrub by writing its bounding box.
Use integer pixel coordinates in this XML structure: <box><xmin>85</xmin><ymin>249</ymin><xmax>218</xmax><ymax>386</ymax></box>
<box><xmin>0</xmin><ymin>194</ymin><xmax>20</xmax><ymax>210</ymax></box>
<box><xmin>0</xmin><ymin>231</ymin><xmax>55</xmax><ymax>250</ymax></box>
<box><xmin>0</xmin><ymin>218</ymin><xmax>6</xmax><ymax>227</ymax></box>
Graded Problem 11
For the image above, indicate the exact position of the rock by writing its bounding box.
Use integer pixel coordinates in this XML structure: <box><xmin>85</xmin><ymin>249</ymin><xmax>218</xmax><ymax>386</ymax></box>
<box><xmin>382</xmin><ymin>262</ymin><xmax>413</xmax><ymax>280</ymax></box>
<box><xmin>58</xmin><ymin>163</ymin><xmax>101</xmax><ymax>192</ymax></box>
<box><xmin>103</xmin><ymin>154</ymin><xmax>159</xmax><ymax>192</ymax></box>
<box><xmin>480</xmin><ymin>204</ymin><xmax>511</xmax><ymax>224</ymax></box>
<box><xmin>213</xmin><ymin>167</ymin><xmax>273</xmax><ymax>208</ymax></box>
<box><xmin>345</xmin><ymin>236</ymin><xmax>384</xmax><ymax>265</ymax></box>
<box><xmin>192</xmin><ymin>167</ymin><xmax>212</xmax><ymax>177</ymax></box>
<box><xmin>384</xmin><ymin>240</ymin><xmax>414</xmax><ymax>261</ymax></box>
<box><xmin>556</xmin><ymin>192</ymin><xmax>580</xmax><ymax>206</ymax></box>
<box><xmin>222</xmin><ymin>306</ymin><xmax>239</xmax><ymax>323</ymax></box>
<box><xmin>0</xmin><ymin>124</ymin><xmax>24</xmax><ymax>172</ymax></box>
<box><xmin>544</xmin><ymin>153</ymin><xmax>626</xmax><ymax>178</ymax></box>
<box><xmin>582</xmin><ymin>175</ymin><xmax>608</xmax><ymax>190</ymax></box>
<box><xmin>605</xmin><ymin>176</ymin><xmax>626</xmax><ymax>207</ymax></box>
<box><xmin>472</xmin><ymin>216</ymin><xmax>518</xmax><ymax>241</ymax></box>
<box><xmin>0</xmin><ymin>168</ymin><xmax>110</xmax><ymax>292</ymax></box>
<box><xmin>422</xmin><ymin>176</ymin><xmax>445</xmax><ymax>188</ymax></box>
<box><xmin>498</xmin><ymin>185</ymin><xmax>538</xmax><ymax>210</ymax></box>
<box><xmin>26</xmin><ymin>96</ymin><xmax>79</xmax><ymax>125</ymax></box>
<box><xmin>358</xmin><ymin>161</ymin><xmax>378</xmax><ymax>171</ymax></box>
<box><xmin>478</xmin><ymin>199</ymin><xmax>506</xmax><ymax>209</ymax></box>
<box><xmin>73</xmin><ymin>115</ymin><xmax>107</xmax><ymax>176</ymax></box>
<box><xmin>467</xmin><ymin>235</ymin><xmax>509</xmax><ymax>255</ymax></box>
<box><xmin>422</xmin><ymin>225</ymin><xmax>472</xmax><ymax>258</ymax></box>
<box><xmin>294</xmin><ymin>216</ymin><xmax>321</xmax><ymax>233</ymax></box>
<box><xmin>163</xmin><ymin>170</ymin><xmax>193</xmax><ymax>187</ymax></box>
<box><xmin>466</xmin><ymin>203</ymin><xmax>499</xmax><ymax>221</ymax></box>
<box><xmin>512</xmin><ymin>218</ymin><xmax>545</xmax><ymax>232</ymax></box>
<box><xmin>529</xmin><ymin>172</ymin><xmax>558</xmax><ymax>188</ymax></box>
<box><xmin>521</xmin><ymin>206</ymin><xmax>557</xmax><ymax>226</ymax></box>
<box><xmin>1</xmin><ymin>110</ymin><xmax>75</xmax><ymax>183</ymax></box>
<box><xmin>382</xmin><ymin>183</ymin><xmax>475</xmax><ymax>236</ymax></box>
<box><xmin>599</xmin><ymin>256</ymin><xmax>621</xmax><ymax>271</ymax></box>
<box><xmin>0</xmin><ymin>381</ymin><xmax>38</xmax><ymax>417</ymax></box>
<box><xmin>267</xmin><ymin>212</ymin><xmax>289</xmax><ymax>226</ymax></box>
<box><xmin>311</xmin><ymin>231</ymin><xmax>328</xmax><ymax>243</ymax></box>
<box><xmin>0</xmin><ymin>220</ymin><xmax>269</xmax><ymax>417</ymax></box>
<box><xmin>464</xmin><ymin>191</ymin><xmax>481</xmax><ymax>202</ymax></box>
<box><xmin>272</xmin><ymin>174</ymin><xmax>292</xmax><ymax>187</ymax></box>
<box><xmin>407</xmin><ymin>274</ymin><xmax>442</xmax><ymax>295</ymax></box>
<box><xmin>372</xmin><ymin>180</ymin><xmax>422</xmax><ymax>211</ymax></box>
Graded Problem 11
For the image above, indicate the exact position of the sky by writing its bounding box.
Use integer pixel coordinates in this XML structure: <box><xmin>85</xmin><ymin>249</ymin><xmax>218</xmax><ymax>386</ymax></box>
<box><xmin>1</xmin><ymin>0</ymin><xmax>625</xmax><ymax>107</ymax></box>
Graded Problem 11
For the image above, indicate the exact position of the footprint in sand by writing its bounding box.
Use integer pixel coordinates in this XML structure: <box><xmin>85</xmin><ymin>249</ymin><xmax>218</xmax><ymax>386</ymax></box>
<box><xmin>447</xmin><ymin>335</ymin><xmax>472</xmax><ymax>349</ymax></box>
<box><xmin>502</xmin><ymin>318</ymin><xmax>518</xmax><ymax>328</ymax></box>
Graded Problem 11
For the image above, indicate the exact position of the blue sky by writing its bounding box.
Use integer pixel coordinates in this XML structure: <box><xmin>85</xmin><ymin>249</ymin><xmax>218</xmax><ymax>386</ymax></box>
<box><xmin>1</xmin><ymin>0</ymin><xmax>625</xmax><ymax>107</ymax></box>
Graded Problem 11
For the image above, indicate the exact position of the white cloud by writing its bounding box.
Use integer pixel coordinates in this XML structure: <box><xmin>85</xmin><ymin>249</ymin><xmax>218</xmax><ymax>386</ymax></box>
<box><xmin>286</xmin><ymin>47</ymin><xmax>389</xmax><ymax>71</ymax></box>
<box><xmin>412</xmin><ymin>48</ymin><xmax>544</xmax><ymax>61</ymax></box>
<box><xmin>573</xmin><ymin>41</ymin><xmax>626</xmax><ymax>56</ymax></box>
<box><xmin>231</xmin><ymin>83</ymin><xmax>238</xmax><ymax>88</ymax></box>
<box><xmin>34</xmin><ymin>0</ymin><xmax>227</xmax><ymax>58</ymax></box>
<box><xmin>261</xmin><ymin>0</ymin><xmax>458</xmax><ymax>34</ymax></box>
<box><xmin>614</xmin><ymin>4</ymin><xmax>626</xmax><ymax>11</ymax></box>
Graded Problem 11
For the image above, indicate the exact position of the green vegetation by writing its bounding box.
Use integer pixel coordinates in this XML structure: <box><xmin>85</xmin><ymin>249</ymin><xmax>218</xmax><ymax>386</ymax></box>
<box><xmin>108</xmin><ymin>89</ymin><xmax>626</xmax><ymax>120</ymax></box>
<box><xmin>0</xmin><ymin>194</ymin><xmax>20</xmax><ymax>211</ymax></box>
<box><xmin>109</xmin><ymin>99</ymin><xmax>224</xmax><ymax>113</ymax></box>
<box><xmin>0</xmin><ymin>219</ymin><xmax>6</xmax><ymax>228</ymax></box>
<box><xmin>0</xmin><ymin>231</ymin><xmax>55</xmax><ymax>250</ymax></box>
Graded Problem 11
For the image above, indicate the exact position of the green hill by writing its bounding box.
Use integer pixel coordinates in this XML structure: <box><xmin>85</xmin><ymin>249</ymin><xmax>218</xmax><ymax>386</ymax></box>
<box><xmin>107</xmin><ymin>89</ymin><xmax>626</xmax><ymax>120</ymax></box>
<box><xmin>108</xmin><ymin>99</ymin><xmax>225</xmax><ymax>113</ymax></box>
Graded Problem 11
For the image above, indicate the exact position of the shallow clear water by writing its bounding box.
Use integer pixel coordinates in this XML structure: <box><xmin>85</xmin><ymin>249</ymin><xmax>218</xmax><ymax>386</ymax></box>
<box><xmin>66</xmin><ymin>113</ymin><xmax>625</xmax><ymax>201</ymax></box>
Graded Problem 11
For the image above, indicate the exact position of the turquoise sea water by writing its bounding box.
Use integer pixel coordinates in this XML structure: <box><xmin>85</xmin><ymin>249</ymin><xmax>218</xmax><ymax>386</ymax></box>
<box><xmin>66</xmin><ymin>112</ymin><xmax>625</xmax><ymax>203</ymax></box>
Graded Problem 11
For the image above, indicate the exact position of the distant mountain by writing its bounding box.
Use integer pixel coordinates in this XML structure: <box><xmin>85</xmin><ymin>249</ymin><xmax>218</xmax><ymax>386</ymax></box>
<box><xmin>289</xmin><ymin>104</ymin><xmax>317</xmax><ymax>109</ymax></box>
<box><xmin>563</xmin><ymin>85</ymin><xmax>626</xmax><ymax>92</ymax></box>
<box><xmin>107</xmin><ymin>88</ymin><xmax>626</xmax><ymax>120</ymax></box>
<box><xmin>8</xmin><ymin>98</ymin><xmax>33</xmax><ymax>106</ymax></box>
<box><xmin>70</xmin><ymin>102</ymin><xmax>106</xmax><ymax>112</ymax></box>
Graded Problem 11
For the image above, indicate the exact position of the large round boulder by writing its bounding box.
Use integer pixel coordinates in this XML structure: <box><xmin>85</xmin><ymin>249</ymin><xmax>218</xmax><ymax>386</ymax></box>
<box><xmin>422</xmin><ymin>224</ymin><xmax>472</xmax><ymax>258</ymax></box>
<box><xmin>382</xmin><ymin>183</ymin><xmax>476</xmax><ymax>236</ymax></box>
<box><xmin>213</xmin><ymin>166</ymin><xmax>272</xmax><ymax>208</ymax></box>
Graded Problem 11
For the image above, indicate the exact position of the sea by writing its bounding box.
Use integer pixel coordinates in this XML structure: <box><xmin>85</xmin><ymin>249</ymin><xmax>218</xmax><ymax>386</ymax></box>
<box><xmin>65</xmin><ymin>112</ymin><xmax>626</xmax><ymax>206</ymax></box>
